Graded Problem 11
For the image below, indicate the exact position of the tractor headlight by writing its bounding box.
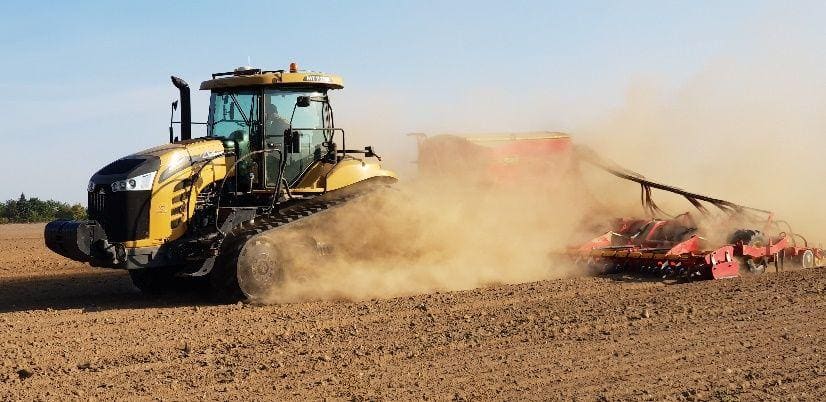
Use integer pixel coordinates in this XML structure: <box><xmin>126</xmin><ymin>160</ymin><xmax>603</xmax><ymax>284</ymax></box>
<box><xmin>111</xmin><ymin>171</ymin><xmax>157</xmax><ymax>192</ymax></box>
<box><xmin>87</xmin><ymin>180</ymin><xmax>96</xmax><ymax>192</ymax></box>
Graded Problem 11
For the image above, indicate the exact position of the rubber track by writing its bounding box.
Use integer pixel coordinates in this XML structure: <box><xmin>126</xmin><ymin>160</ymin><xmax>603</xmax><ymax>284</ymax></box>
<box><xmin>209</xmin><ymin>177</ymin><xmax>393</xmax><ymax>299</ymax></box>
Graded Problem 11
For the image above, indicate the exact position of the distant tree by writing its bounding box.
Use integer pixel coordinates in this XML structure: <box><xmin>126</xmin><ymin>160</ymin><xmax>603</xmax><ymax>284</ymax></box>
<box><xmin>55</xmin><ymin>203</ymin><xmax>87</xmax><ymax>220</ymax></box>
<box><xmin>15</xmin><ymin>193</ymin><xmax>30</xmax><ymax>222</ymax></box>
<box><xmin>0</xmin><ymin>194</ymin><xmax>87</xmax><ymax>223</ymax></box>
<box><xmin>3</xmin><ymin>198</ymin><xmax>19</xmax><ymax>222</ymax></box>
<box><xmin>69</xmin><ymin>204</ymin><xmax>87</xmax><ymax>220</ymax></box>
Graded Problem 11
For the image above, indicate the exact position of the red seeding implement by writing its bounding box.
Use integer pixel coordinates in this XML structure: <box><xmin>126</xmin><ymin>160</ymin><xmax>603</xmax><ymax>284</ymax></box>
<box><xmin>412</xmin><ymin>132</ymin><xmax>824</xmax><ymax>280</ymax></box>
<box><xmin>573</xmin><ymin>214</ymin><xmax>823</xmax><ymax>280</ymax></box>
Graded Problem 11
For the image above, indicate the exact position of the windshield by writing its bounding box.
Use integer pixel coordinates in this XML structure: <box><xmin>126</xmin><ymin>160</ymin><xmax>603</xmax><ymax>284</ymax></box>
<box><xmin>206</xmin><ymin>87</ymin><xmax>329</xmax><ymax>189</ymax></box>
<box><xmin>207</xmin><ymin>90</ymin><xmax>260</xmax><ymax>139</ymax></box>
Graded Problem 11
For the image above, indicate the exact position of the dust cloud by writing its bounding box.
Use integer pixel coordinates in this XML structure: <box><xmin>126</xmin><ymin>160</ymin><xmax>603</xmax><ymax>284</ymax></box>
<box><xmin>248</xmin><ymin>39</ymin><xmax>824</xmax><ymax>304</ymax></box>
<box><xmin>251</xmin><ymin>143</ymin><xmax>619</xmax><ymax>304</ymax></box>
<box><xmin>577</xmin><ymin>51</ymin><xmax>826</xmax><ymax>237</ymax></box>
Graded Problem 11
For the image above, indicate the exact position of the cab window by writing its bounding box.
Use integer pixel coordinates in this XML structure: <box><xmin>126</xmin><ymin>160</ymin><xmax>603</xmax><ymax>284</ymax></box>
<box><xmin>263</xmin><ymin>89</ymin><xmax>326</xmax><ymax>186</ymax></box>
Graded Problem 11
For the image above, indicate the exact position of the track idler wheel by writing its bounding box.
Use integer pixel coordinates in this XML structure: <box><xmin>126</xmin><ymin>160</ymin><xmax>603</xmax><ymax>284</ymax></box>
<box><xmin>236</xmin><ymin>236</ymin><xmax>289</xmax><ymax>301</ymax></box>
<box><xmin>210</xmin><ymin>230</ymin><xmax>324</xmax><ymax>303</ymax></box>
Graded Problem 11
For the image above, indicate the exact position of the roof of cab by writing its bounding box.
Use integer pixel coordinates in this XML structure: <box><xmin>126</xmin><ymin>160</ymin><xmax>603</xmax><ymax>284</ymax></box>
<box><xmin>199</xmin><ymin>67</ymin><xmax>344</xmax><ymax>91</ymax></box>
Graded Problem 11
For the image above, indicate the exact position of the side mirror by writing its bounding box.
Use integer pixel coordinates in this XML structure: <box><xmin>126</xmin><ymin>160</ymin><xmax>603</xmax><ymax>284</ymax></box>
<box><xmin>168</xmin><ymin>101</ymin><xmax>179</xmax><ymax>143</ymax></box>
<box><xmin>364</xmin><ymin>146</ymin><xmax>381</xmax><ymax>161</ymax></box>
<box><xmin>296</xmin><ymin>96</ymin><xmax>311</xmax><ymax>107</ymax></box>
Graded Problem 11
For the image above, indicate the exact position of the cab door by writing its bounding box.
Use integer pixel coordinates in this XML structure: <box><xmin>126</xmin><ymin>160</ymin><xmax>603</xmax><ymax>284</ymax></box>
<box><xmin>263</xmin><ymin>90</ymin><xmax>326</xmax><ymax>187</ymax></box>
<box><xmin>207</xmin><ymin>90</ymin><xmax>261</xmax><ymax>191</ymax></box>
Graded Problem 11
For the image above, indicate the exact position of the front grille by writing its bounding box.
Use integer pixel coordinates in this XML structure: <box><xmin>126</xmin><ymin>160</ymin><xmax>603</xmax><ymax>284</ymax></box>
<box><xmin>89</xmin><ymin>190</ymin><xmax>105</xmax><ymax>217</ymax></box>
<box><xmin>88</xmin><ymin>188</ymin><xmax>151</xmax><ymax>242</ymax></box>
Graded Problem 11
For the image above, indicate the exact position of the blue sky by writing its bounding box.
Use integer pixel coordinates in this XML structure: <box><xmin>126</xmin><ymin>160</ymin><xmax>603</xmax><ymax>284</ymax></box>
<box><xmin>0</xmin><ymin>1</ymin><xmax>823</xmax><ymax>203</ymax></box>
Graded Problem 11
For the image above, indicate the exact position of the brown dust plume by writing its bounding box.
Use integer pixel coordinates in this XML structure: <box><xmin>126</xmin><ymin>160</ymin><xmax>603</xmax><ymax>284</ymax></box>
<box><xmin>248</xmin><ymin>150</ymin><xmax>624</xmax><ymax>304</ymax></box>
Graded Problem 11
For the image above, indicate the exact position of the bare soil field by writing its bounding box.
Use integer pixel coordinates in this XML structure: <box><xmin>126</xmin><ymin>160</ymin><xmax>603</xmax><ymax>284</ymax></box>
<box><xmin>0</xmin><ymin>223</ymin><xmax>823</xmax><ymax>400</ymax></box>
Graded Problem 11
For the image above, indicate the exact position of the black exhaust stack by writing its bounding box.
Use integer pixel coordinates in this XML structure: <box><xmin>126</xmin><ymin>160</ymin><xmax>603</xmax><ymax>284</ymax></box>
<box><xmin>171</xmin><ymin>76</ymin><xmax>191</xmax><ymax>141</ymax></box>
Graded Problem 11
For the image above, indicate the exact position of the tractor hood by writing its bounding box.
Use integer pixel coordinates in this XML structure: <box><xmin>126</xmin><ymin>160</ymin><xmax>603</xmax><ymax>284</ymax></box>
<box><xmin>89</xmin><ymin>138</ymin><xmax>226</xmax><ymax>188</ymax></box>
<box><xmin>85</xmin><ymin>138</ymin><xmax>229</xmax><ymax>245</ymax></box>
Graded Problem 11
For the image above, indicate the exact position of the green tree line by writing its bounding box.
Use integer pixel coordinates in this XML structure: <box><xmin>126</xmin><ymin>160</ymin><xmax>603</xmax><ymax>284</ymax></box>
<box><xmin>0</xmin><ymin>194</ymin><xmax>86</xmax><ymax>223</ymax></box>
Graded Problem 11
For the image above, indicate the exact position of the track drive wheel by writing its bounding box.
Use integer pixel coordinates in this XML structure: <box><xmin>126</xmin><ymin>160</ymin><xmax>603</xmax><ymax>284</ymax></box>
<box><xmin>728</xmin><ymin>229</ymin><xmax>768</xmax><ymax>274</ymax></box>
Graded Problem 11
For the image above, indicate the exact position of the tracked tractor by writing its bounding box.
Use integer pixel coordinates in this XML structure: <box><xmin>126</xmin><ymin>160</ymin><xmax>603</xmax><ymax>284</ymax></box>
<box><xmin>45</xmin><ymin>63</ymin><xmax>397</xmax><ymax>301</ymax></box>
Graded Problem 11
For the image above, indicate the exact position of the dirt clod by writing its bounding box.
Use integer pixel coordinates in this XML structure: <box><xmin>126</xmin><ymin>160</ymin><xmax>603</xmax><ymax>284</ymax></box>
<box><xmin>15</xmin><ymin>368</ymin><xmax>33</xmax><ymax>380</ymax></box>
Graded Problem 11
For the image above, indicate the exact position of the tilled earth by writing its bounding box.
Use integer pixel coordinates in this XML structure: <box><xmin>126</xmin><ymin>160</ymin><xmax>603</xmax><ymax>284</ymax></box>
<box><xmin>0</xmin><ymin>224</ymin><xmax>824</xmax><ymax>400</ymax></box>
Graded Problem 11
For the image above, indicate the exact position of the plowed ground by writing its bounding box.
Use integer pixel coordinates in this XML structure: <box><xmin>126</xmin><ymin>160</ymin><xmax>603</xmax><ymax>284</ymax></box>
<box><xmin>0</xmin><ymin>224</ymin><xmax>823</xmax><ymax>400</ymax></box>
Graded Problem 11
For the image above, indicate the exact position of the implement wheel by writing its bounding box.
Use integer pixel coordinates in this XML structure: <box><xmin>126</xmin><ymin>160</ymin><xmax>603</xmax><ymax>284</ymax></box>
<box><xmin>800</xmin><ymin>249</ymin><xmax>815</xmax><ymax>269</ymax></box>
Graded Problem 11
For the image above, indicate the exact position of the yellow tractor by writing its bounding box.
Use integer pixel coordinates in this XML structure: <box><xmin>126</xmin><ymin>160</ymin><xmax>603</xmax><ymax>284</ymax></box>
<box><xmin>45</xmin><ymin>63</ymin><xmax>397</xmax><ymax>301</ymax></box>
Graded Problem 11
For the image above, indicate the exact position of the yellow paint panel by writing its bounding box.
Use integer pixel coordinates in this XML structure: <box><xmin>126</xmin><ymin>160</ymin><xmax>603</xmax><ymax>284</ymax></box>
<box><xmin>122</xmin><ymin>139</ymin><xmax>229</xmax><ymax>248</ymax></box>
<box><xmin>200</xmin><ymin>71</ymin><xmax>344</xmax><ymax>90</ymax></box>
<box><xmin>292</xmin><ymin>159</ymin><xmax>397</xmax><ymax>193</ymax></box>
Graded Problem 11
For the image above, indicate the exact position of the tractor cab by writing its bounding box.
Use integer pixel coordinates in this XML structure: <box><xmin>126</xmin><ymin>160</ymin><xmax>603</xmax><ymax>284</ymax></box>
<box><xmin>197</xmin><ymin>64</ymin><xmax>344</xmax><ymax>193</ymax></box>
